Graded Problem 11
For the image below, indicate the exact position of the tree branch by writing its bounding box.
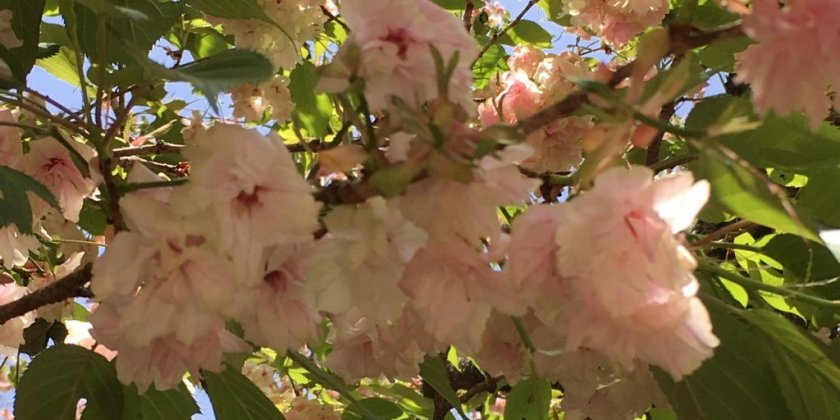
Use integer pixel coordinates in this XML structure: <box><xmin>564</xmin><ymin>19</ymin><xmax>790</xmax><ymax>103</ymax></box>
<box><xmin>514</xmin><ymin>24</ymin><xmax>745</xmax><ymax>136</ymax></box>
<box><xmin>472</xmin><ymin>0</ymin><xmax>537</xmax><ymax>67</ymax></box>
<box><xmin>112</xmin><ymin>141</ymin><xmax>185</xmax><ymax>158</ymax></box>
<box><xmin>463</xmin><ymin>0</ymin><xmax>475</xmax><ymax>33</ymax></box>
<box><xmin>0</xmin><ymin>264</ymin><xmax>93</xmax><ymax>325</ymax></box>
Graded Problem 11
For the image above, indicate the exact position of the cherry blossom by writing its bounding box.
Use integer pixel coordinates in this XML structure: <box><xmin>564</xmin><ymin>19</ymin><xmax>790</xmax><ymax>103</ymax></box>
<box><xmin>307</xmin><ymin>198</ymin><xmax>426</xmax><ymax>323</ymax></box>
<box><xmin>0</xmin><ymin>109</ymin><xmax>21</xmax><ymax>166</ymax></box>
<box><xmin>736</xmin><ymin>0</ymin><xmax>840</xmax><ymax>128</ymax></box>
<box><xmin>0</xmin><ymin>281</ymin><xmax>32</xmax><ymax>355</ymax></box>
<box><xmin>0</xmin><ymin>224</ymin><xmax>39</xmax><ymax>270</ymax></box>
<box><xmin>174</xmin><ymin>124</ymin><xmax>320</xmax><ymax>280</ymax></box>
<box><xmin>333</xmin><ymin>0</ymin><xmax>479</xmax><ymax>110</ymax></box>
<box><xmin>553</xmin><ymin>166</ymin><xmax>717</xmax><ymax>378</ymax></box>
<box><xmin>565</xmin><ymin>0</ymin><xmax>669</xmax><ymax>46</ymax></box>
<box><xmin>21</xmin><ymin>136</ymin><xmax>96</xmax><ymax>222</ymax></box>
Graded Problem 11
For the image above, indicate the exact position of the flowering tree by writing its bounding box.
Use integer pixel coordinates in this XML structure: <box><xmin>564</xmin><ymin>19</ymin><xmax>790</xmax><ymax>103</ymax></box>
<box><xmin>0</xmin><ymin>0</ymin><xmax>839</xmax><ymax>418</ymax></box>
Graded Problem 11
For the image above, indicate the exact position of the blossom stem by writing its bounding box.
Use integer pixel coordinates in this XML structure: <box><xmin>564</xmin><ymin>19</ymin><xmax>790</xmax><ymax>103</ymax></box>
<box><xmin>511</xmin><ymin>316</ymin><xmax>536</xmax><ymax>353</ymax></box>
<box><xmin>698</xmin><ymin>260</ymin><xmax>840</xmax><ymax>308</ymax></box>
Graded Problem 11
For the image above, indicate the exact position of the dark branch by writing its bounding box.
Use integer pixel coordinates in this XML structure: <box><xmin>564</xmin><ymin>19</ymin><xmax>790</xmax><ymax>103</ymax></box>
<box><xmin>463</xmin><ymin>0</ymin><xmax>475</xmax><ymax>33</ymax></box>
<box><xmin>0</xmin><ymin>264</ymin><xmax>93</xmax><ymax>325</ymax></box>
<box><xmin>112</xmin><ymin>142</ymin><xmax>185</xmax><ymax>158</ymax></box>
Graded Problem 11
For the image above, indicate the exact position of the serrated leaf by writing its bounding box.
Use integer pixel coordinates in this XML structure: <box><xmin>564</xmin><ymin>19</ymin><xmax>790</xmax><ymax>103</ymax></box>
<box><xmin>289</xmin><ymin>61</ymin><xmax>332</xmax><ymax>138</ymax></box>
<box><xmin>688</xmin><ymin>147</ymin><xmax>819</xmax><ymax>241</ymax></box>
<box><xmin>342</xmin><ymin>398</ymin><xmax>403</xmax><ymax>420</ymax></box>
<box><xmin>122</xmin><ymin>383</ymin><xmax>200</xmax><ymax>420</ymax></box>
<box><xmin>506</xmin><ymin>21</ymin><xmax>552</xmax><ymax>48</ymax></box>
<box><xmin>0</xmin><ymin>165</ymin><xmax>59</xmax><ymax>233</ymax></box>
<box><xmin>0</xmin><ymin>0</ymin><xmax>46</xmax><ymax>85</ymax></box>
<box><xmin>419</xmin><ymin>356</ymin><xmax>466</xmax><ymax>418</ymax></box>
<box><xmin>204</xmin><ymin>365</ymin><xmax>285</xmax><ymax>420</ymax></box>
<box><xmin>153</xmin><ymin>49</ymin><xmax>273</xmax><ymax>109</ymax></box>
<box><xmin>15</xmin><ymin>345</ymin><xmax>123</xmax><ymax>420</ymax></box>
<box><xmin>20</xmin><ymin>319</ymin><xmax>68</xmax><ymax>357</ymax></box>
<box><xmin>74</xmin><ymin>0</ymin><xmax>181</xmax><ymax>64</ymax></box>
<box><xmin>742</xmin><ymin>309</ymin><xmax>840</xmax><ymax>419</ymax></box>
<box><xmin>503</xmin><ymin>377</ymin><xmax>550</xmax><ymax>420</ymax></box>
<box><xmin>655</xmin><ymin>301</ymin><xmax>793</xmax><ymax>420</ymax></box>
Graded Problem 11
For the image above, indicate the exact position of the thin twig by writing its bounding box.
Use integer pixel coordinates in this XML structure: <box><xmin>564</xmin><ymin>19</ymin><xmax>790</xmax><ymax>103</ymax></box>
<box><xmin>692</xmin><ymin>219</ymin><xmax>755</xmax><ymax>249</ymax></box>
<box><xmin>112</xmin><ymin>141</ymin><xmax>185</xmax><ymax>158</ymax></box>
<box><xmin>472</xmin><ymin>0</ymin><xmax>537</xmax><ymax>67</ymax></box>
<box><xmin>320</xmin><ymin>5</ymin><xmax>349</xmax><ymax>32</ymax></box>
<box><xmin>0</xmin><ymin>264</ymin><xmax>93</xmax><ymax>325</ymax></box>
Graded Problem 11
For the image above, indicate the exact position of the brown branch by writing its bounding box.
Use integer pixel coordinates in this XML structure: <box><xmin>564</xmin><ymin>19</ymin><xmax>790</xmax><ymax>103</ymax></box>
<box><xmin>0</xmin><ymin>264</ymin><xmax>93</xmax><ymax>325</ymax></box>
<box><xmin>514</xmin><ymin>24</ymin><xmax>745</xmax><ymax>136</ymax></box>
<box><xmin>646</xmin><ymin>101</ymin><xmax>677</xmax><ymax>166</ymax></box>
<box><xmin>320</xmin><ymin>5</ymin><xmax>349</xmax><ymax>32</ymax></box>
<box><xmin>463</xmin><ymin>0</ymin><xmax>475</xmax><ymax>33</ymax></box>
<box><xmin>691</xmin><ymin>219</ymin><xmax>755</xmax><ymax>249</ymax></box>
<box><xmin>112</xmin><ymin>142</ymin><xmax>185</xmax><ymax>158</ymax></box>
<box><xmin>472</xmin><ymin>0</ymin><xmax>537</xmax><ymax>67</ymax></box>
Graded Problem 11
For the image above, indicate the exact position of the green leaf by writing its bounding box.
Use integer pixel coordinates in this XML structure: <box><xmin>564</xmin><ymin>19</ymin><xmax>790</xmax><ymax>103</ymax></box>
<box><xmin>472</xmin><ymin>43</ymin><xmax>507</xmax><ymax>89</ymax></box>
<box><xmin>506</xmin><ymin>21</ymin><xmax>552</xmax><ymax>48</ymax></box>
<box><xmin>122</xmin><ymin>383</ymin><xmax>200</xmax><ymax>420</ymax></box>
<box><xmin>289</xmin><ymin>61</ymin><xmax>332</xmax><ymax>138</ymax></box>
<box><xmin>20</xmin><ymin>319</ymin><xmax>68</xmax><ymax>357</ymax></box>
<box><xmin>743</xmin><ymin>309</ymin><xmax>840</xmax><ymax>419</ymax></box>
<box><xmin>537</xmin><ymin>0</ymin><xmax>567</xmax><ymax>23</ymax></box>
<box><xmin>688</xmin><ymin>146</ymin><xmax>819</xmax><ymax>241</ymax></box>
<box><xmin>763</xmin><ymin>234</ymin><xmax>840</xmax><ymax>283</ymax></box>
<box><xmin>74</xmin><ymin>0</ymin><xmax>181</xmax><ymax>64</ymax></box>
<box><xmin>503</xmin><ymin>377</ymin><xmax>551</xmax><ymax>420</ymax></box>
<box><xmin>419</xmin><ymin>356</ymin><xmax>466</xmax><ymax>418</ymax></box>
<box><xmin>185</xmin><ymin>0</ymin><xmax>272</xmax><ymax>22</ymax></box>
<box><xmin>718</xmin><ymin>112</ymin><xmax>840</xmax><ymax>174</ymax></box>
<box><xmin>697</xmin><ymin>36</ymin><xmax>750</xmax><ymax>73</ymax></box>
<box><xmin>154</xmin><ymin>49</ymin><xmax>273</xmax><ymax>108</ymax></box>
<box><xmin>342</xmin><ymin>398</ymin><xmax>403</xmax><ymax>420</ymax></box>
<box><xmin>0</xmin><ymin>165</ymin><xmax>59</xmax><ymax>234</ymax></box>
<box><xmin>15</xmin><ymin>345</ymin><xmax>123</xmax><ymax>420</ymax></box>
<box><xmin>37</xmin><ymin>46</ymin><xmax>86</xmax><ymax>88</ymax></box>
<box><xmin>204</xmin><ymin>365</ymin><xmax>285</xmax><ymax>420</ymax></box>
<box><xmin>655</xmin><ymin>300</ymin><xmax>793</xmax><ymax>419</ymax></box>
<box><xmin>0</xmin><ymin>0</ymin><xmax>46</xmax><ymax>85</ymax></box>
<box><xmin>797</xmin><ymin>169</ymin><xmax>840</xmax><ymax>228</ymax></box>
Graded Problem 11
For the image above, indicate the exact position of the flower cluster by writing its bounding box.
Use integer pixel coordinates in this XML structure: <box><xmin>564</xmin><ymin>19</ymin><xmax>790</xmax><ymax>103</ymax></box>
<box><xmin>209</xmin><ymin>0</ymin><xmax>325</xmax><ymax>123</ymax></box>
<box><xmin>479</xmin><ymin>46</ymin><xmax>597</xmax><ymax>173</ymax></box>
<box><xmin>736</xmin><ymin>0</ymin><xmax>840</xmax><ymax>128</ymax></box>
<box><xmin>564</xmin><ymin>0</ymin><xmax>669</xmax><ymax>46</ymax></box>
<box><xmin>321</xmin><ymin>0</ymin><xmax>479</xmax><ymax>111</ymax></box>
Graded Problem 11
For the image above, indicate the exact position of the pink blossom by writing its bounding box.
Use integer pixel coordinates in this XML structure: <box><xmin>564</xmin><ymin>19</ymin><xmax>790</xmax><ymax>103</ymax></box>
<box><xmin>400</xmin><ymin>240</ymin><xmax>506</xmax><ymax>353</ymax></box>
<box><xmin>401</xmin><ymin>145</ymin><xmax>538</xmax><ymax>244</ymax></box>
<box><xmin>479</xmin><ymin>72</ymin><xmax>542</xmax><ymax>126</ymax></box>
<box><xmin>554</xmin><ymin>166</ymin><xmax>717</xmax><ymax>379</ymax></box>
<box><xmin>325</xmin><ymin>308</ymin><xmax>427</xmax><ymax>381</ymax></box>
<box><xmin>175</xmin><ymin>124</ymin><xmax>320</xmax><ymax>280</ymax></box>
<box><xmin>0</xmin><ymin>281</ymin><xmax>32</xmax><ymax>354</ymax></box>
<box><xmin>234</xmin><ymin>244</ymin><xmax>322</xmax><ymax>352</ymax></box>
<box><xmin>307</xmin><ymin>198</ymin><xmax>426</xmax><ymax>323</ymax></box>
<box><xmin>550</xmin><ymin>350</ymin><xmax>668</xmax><ymax>420</ymax></box>
<box><xmin>0</xmin><ymin>109</ymin><xmax>21</xmax><ymax>166</ymax></box>
<box><xmin>565</xmin><ymin>0</ymin><xmax>668</xmax><ymax>46</ymax></box>
<box><xmin>736</xmin><ymin>0</ymin><xmax>840</xmax><ymax>129</ymax></box>
<box><xmin>339</xmin><ymin>0</ymin><xmax>479</xmax><ymax>110</ymax></box>
<box><xmin>90</xmin><ymin>303</ymin><xmax>248</xmax><ymax>392</ymax></box>
<box><xmin>285</xmin><ymin>397</ymin><xmax>340</xmax><ymax>420</ymax></box>
<box><xmin>21</xmin><ymin>137</ymin><xmax>96</xmax><ymax>222</ymax></box>
<box><xmin>507</xmin><ymin>45</ymin><xmax>545</xmax><ymax>77</ymax></box>
<box><xmin>0</xmin><ymin>224</ymin><xmax>39</xmax><ymax>269</ymax></box>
